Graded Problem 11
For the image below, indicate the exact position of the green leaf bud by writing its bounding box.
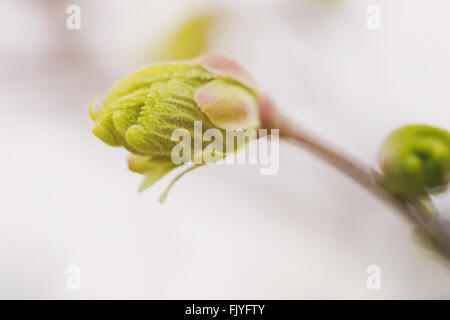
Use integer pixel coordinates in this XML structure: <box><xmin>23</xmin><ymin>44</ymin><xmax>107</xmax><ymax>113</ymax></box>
<box><xmin>379</xmin><ymin>124</ymin><xmax>450</xmax><ymax>197</ymax></box>
<box><xmin>90</xmin><ymin>54</ymin><xmax>266</xmax><ymax>199</ymax></box>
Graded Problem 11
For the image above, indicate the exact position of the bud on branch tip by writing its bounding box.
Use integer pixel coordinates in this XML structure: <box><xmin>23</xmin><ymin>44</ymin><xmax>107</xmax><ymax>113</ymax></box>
<box><xmin>89</xmin><ymin>53</ymin><xmax>280</xmax><ymax>202</ymax></box>
<box><xmin>379</xmin><ymin>124</ymin><xmax>450</xmax><ymax>198</ymax></box>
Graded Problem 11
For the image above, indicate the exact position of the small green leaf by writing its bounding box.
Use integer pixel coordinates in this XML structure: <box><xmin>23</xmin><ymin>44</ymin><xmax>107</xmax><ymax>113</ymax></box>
<box><xmin>128</xmin><ymin>155</ymin><xmax>180</xmax><ymax>192</ymax></box>
<box><xmin>158</xmin><ymin>165</ymin><xmax>200</xmax><ymax>203</ymax></box>
<box><xmin>157</xmin><ymin>12</ymin><xmax>215</xmax><ymax>61</ymax></box>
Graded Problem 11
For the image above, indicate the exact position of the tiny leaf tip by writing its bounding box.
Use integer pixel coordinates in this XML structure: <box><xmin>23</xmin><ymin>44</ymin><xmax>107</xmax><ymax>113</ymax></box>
<box><xmin>88</xmin><ymin>95</ymin><xmax>99</xmax><ymax>121</ymax></box>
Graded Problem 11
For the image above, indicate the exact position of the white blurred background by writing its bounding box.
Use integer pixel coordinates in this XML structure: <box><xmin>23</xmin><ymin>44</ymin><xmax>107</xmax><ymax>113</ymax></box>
<box><xmin>0</xmin><ymin>0</ymin><xmax>449</xmax><ymax>299</ymax></box>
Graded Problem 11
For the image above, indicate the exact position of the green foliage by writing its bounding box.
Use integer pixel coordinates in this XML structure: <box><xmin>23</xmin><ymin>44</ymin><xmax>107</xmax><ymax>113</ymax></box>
<box><xmin>158</xmin><ymin>12</ymin><xmax>215</xmax><ymax>61</ymax></box>
<box><xmin>90</xmin><ymin>64</ymin><xmax>217</xmax><ymax>155</ymax></box>
<box><xmin>128</xmin><ymin>155</ymin><xmax>180</xmax><ymax>192</ymax></box>
<box><xmin>90</xmin><ymin>62</ymin><xmax>259</xmax><ymax>199</ymax></box>
<box><xmin>379</xmin><ymin>125</ymin><xmax>450</xmax><ymax>197</ymax></box>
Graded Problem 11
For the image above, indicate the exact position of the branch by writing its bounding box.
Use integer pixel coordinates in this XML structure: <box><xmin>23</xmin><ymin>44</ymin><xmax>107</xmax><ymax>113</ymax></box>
<box><xmin>278</xmin><ymin>115</ymin><xmax>450</xmax><ymax>257</ymax></box>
